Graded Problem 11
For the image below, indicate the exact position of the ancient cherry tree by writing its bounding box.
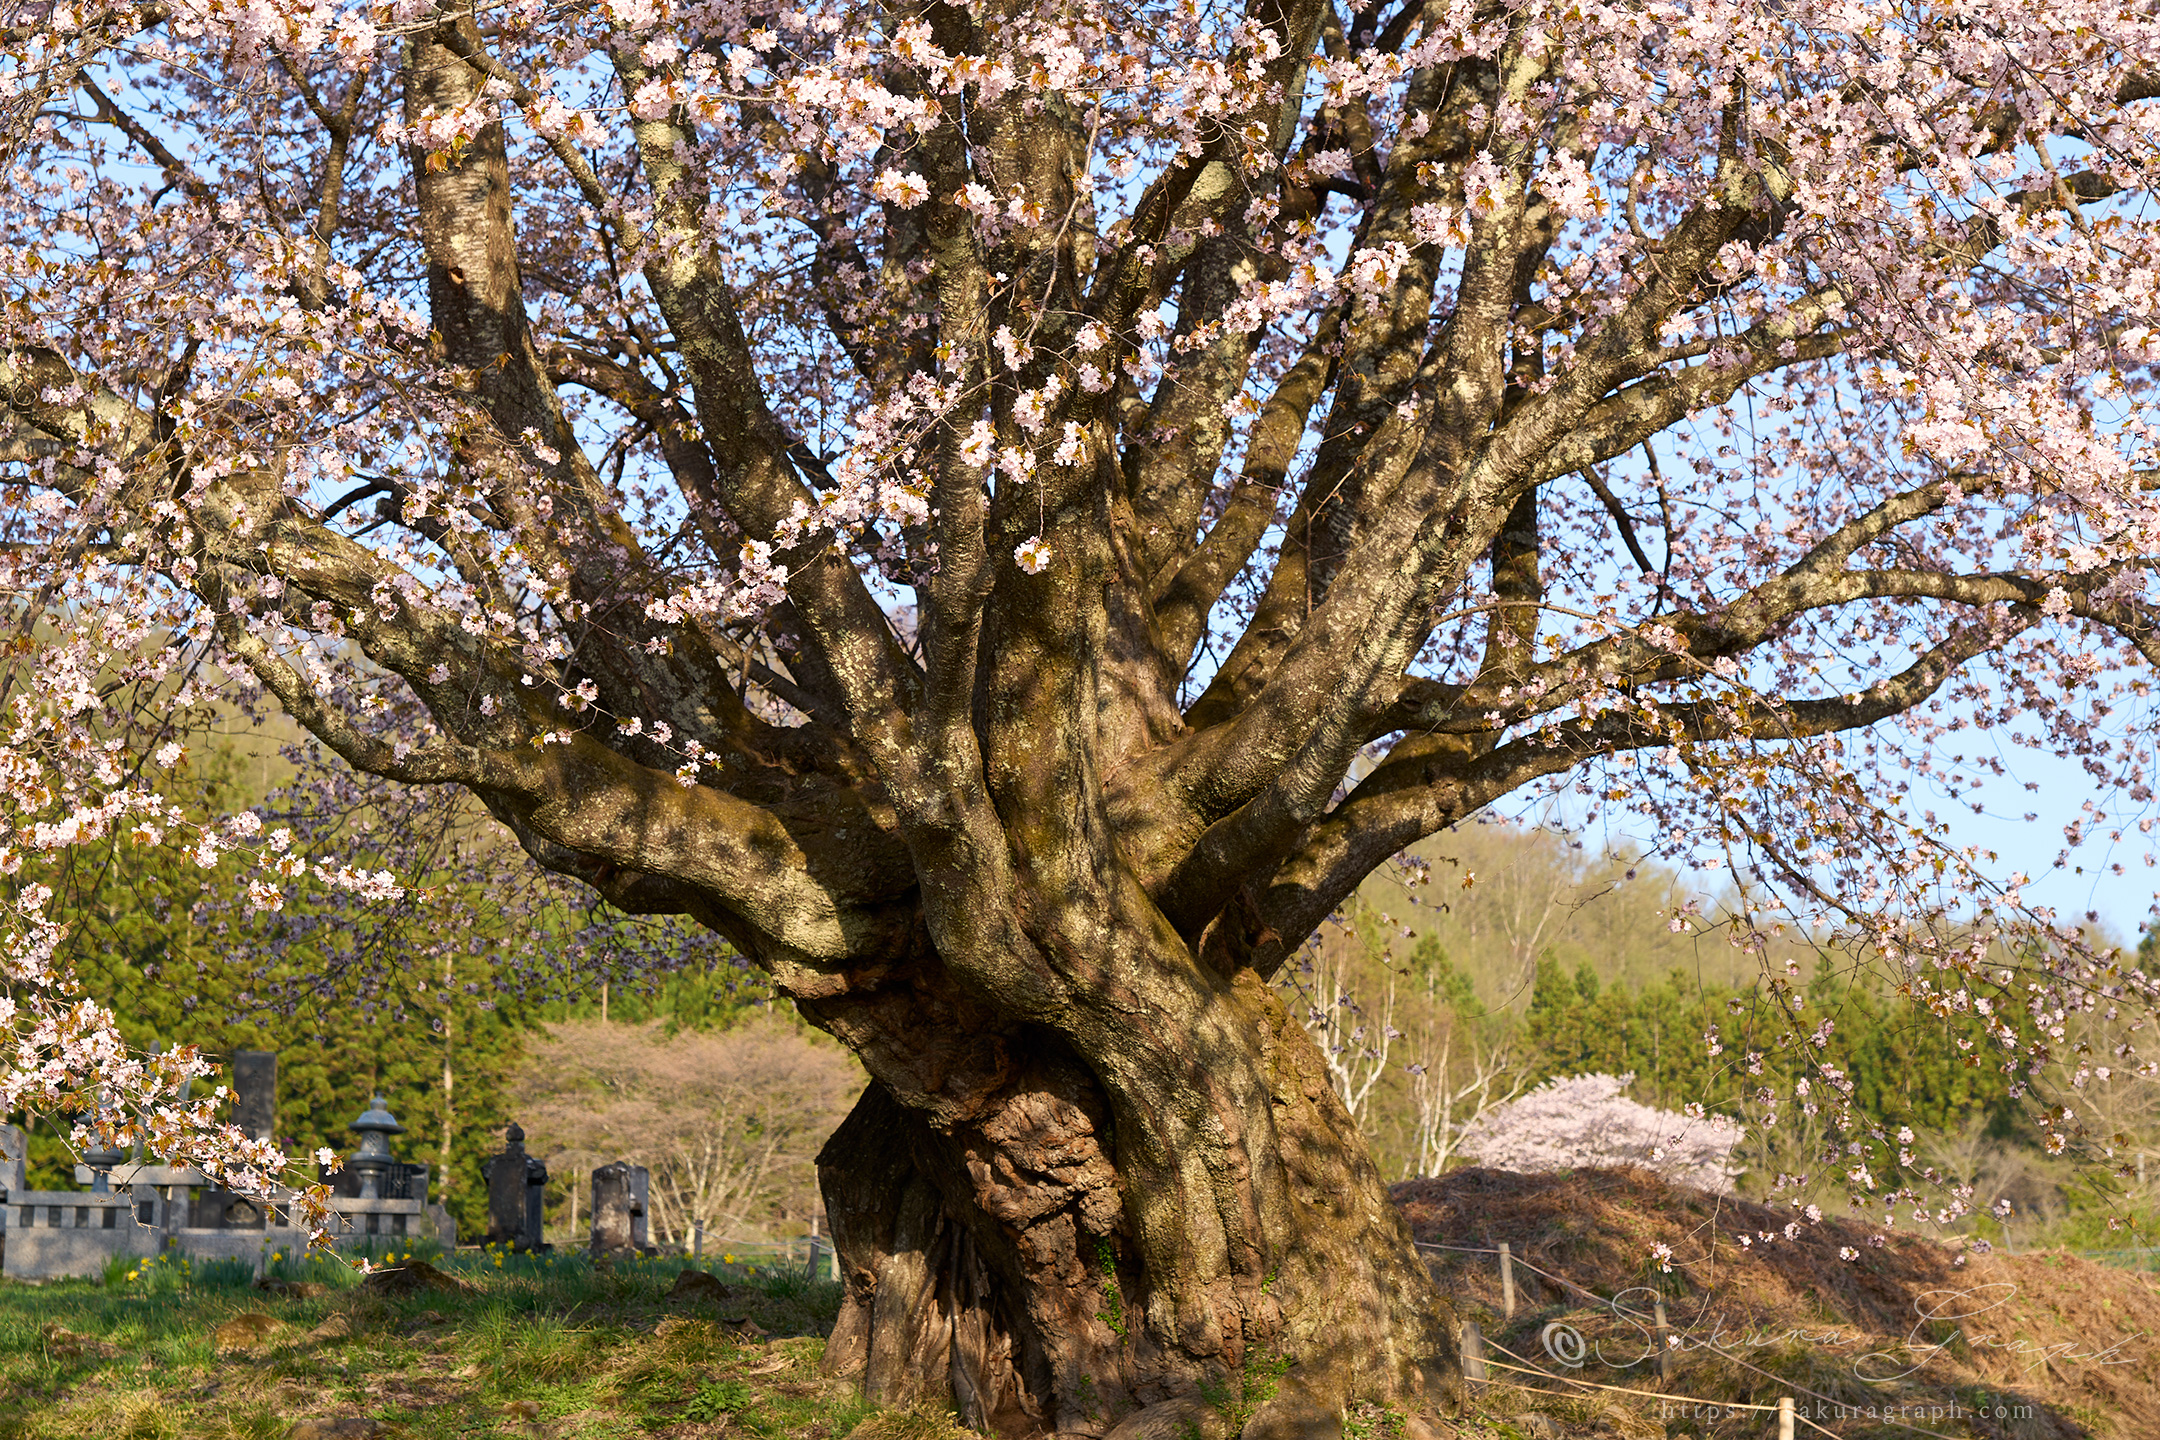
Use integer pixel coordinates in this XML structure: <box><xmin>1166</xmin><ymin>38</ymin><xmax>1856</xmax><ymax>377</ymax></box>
<box><xmin>6</xmin><ymin>0</ymin><xmax>2160</xmax><ymax>1432</ymax></box>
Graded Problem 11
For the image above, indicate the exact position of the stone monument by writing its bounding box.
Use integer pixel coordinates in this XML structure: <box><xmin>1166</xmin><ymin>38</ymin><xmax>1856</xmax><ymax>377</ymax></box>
<box><xmin>589</xmin><ymin>1162</ymin><xmax>651</xmax><ymax>1256</ymax></box>
<box><xmin>11</xmin><ymin>1078</ymin><xmax>427</xmax><ymax>1277</ymax></box>
<box><xmin>485</xmin><ymin>1123</ymin><xmax>548</xmax><ymax>1251</ymax></box>
<box><xmin>232</xmin><ymin>1051</ymin><xmax>277</xmax><ymax>1141</ymax></box>
<box><xmin>0</xmin><ymin>1122</ymin><xmax>25</xmax><ymax>1199</ymax></box>
<box><xmin>0</xmin><ymin>1121</ymin><xmax>22</xmax><ymax>1263</ymax></box>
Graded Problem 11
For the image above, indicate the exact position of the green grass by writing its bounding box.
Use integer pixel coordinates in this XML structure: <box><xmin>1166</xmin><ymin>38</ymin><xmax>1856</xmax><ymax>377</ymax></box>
<box><xmin>0</xmin><ymin>1245</ymin><xmax>899</xmax><ymax>1439</ymax></box>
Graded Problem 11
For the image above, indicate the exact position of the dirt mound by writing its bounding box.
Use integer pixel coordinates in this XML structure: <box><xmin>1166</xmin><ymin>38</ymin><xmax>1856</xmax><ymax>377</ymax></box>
<box><xmin>256</xmin><ymin>1277</ymin><xmax>329</xmax><ymax>1299</ymax></box>
<box><xmin>356</xmin><ymin>1260</ymin><xmax>473</xmax><ymax>1298</ymax></box>
<box><xmin>666</xmin><ymin>1270</ymin><xmax>743</xmax><ymax>1304</ymax></box>
<box><xmin>37</xmin><ymin>1324</ymin><xmax>118</xmax><ymax>1361</ymax></box>
<box><xmin>212</xmin><ymin>1312</ymin><xmax>284</xmax><ymax>1353</ymax></box>
<box><xmin>1393</xmin><ymin>1167</ymin><xmax>2160</xmax><ymax>1439</ymax></box>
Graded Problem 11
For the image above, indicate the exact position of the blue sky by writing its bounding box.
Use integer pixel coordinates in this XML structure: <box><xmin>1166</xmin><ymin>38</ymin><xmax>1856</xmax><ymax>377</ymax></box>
<box><xmin>1930</xmin><ymin>732</ymin><xmax>2159</xmax><ymax>949</ymax></box>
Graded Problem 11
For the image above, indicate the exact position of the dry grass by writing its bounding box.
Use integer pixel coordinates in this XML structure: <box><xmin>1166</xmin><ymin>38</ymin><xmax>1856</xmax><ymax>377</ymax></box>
<box><xmin>841</xmin><ymin>1404</ymin><xmax>983</xmax><ymax>1440</ymax></box>
<box><xmin>1398</xmin><ymin>1166</ymin><xmax>2160</xmax><ymax>1439</ymax></box>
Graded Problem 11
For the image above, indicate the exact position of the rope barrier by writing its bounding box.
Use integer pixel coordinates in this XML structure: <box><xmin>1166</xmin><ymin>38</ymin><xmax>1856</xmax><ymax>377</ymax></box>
<box><xmin>1424</xmin><ymin>1236</ymin><xmax>2160</xmax><ymax>1265</ymax></box>
<box><xmin>1493</xmin><ymin>1249</ymin><xmax>1607</xmax><ymax>1303</ymax></box>
<box><xmin>1414</xmin><ymin>1239</ymin><xmax>1626</xmax><ymax>1304</ymax></box>
<box><xmin>1681</xmin><ymin>1333</ymin><xmax>1958</xmax><ymax>1440</ymax></box>
<box><xmin>1477</xmin><ymin>1338</ymin><xmax>1780</xmax><ymax>1411</ymax></box>
<box><xmin>1483</xmin><ymin>1333</ymin><xmax>1961</xmax><ymax>1439</ymax></box>
<box><xmin>1426</xmin><ymin>1238</ymin><xmax>1965</xmax><ymax>1438</ymax></box>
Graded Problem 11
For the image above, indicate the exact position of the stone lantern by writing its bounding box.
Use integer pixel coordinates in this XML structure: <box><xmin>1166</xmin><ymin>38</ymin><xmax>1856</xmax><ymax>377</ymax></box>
<box><xmin>347</xmin><ymin>1095</ymin><xmax>405</xmax><ymax>1200</ymax></box>
<box><xmin>78</xmin><ymin>1108</ymin><xmax>128</xmax><ymax>1194</ymax></box>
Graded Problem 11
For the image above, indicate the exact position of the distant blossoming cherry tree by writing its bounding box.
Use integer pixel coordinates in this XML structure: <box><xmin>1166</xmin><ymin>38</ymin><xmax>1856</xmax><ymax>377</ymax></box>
<box><xmin>6</xmin><ymin>0</ymin><xmax>2160</xmax><ymax>1431</ymax></box>
<box><xmin>1459</xmin><ymin>1072</ymin><xmax>1745</xmax><ymax>1194</ymax></box>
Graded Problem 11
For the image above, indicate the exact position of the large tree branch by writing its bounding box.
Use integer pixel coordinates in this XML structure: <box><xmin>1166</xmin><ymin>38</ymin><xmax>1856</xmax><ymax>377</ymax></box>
<box><xmin>1125</xmin><ymin>226</ymin><xmax>1277</xmax><ymax>586</ymax></box>
<box><xmin>1159</xmin><ymin>408</ymin><xmax>2143</xmax><ymax>937</ymax></box>
<box><xmin>1180</xmin><ymin>59</ymin><xmax>1500</xmax><ymax>729</ymax></box>
<box><xmin>77</xmin><ymin>72</ymin><xmax>210</xmax><ymax>202</ymax></box>
<box><xmin>213</xmin><ymin>490</ymin><xmax>920</xmax><ymax>970</ymax></box>
<box><xmin>603</xmin><ymin>40</ymin><xmax>979</xmax><ymax>870</ymax></box>
<box><xmin>1520</xmin><ymin>171</ymin><xmax>2125</xmax><ymax>495</ymax></box>
<box><xmin>1529</xmin><ymin>305</ymin><xmax>1852</xmax><ymax>486</ymax></box>
<box><xmin>1149</xmin><ymin>483</ymin><xmax>1492</xmax><ymax>930</ymax></box>
<box><xmin>1153</xmin><ymin>297</ymin><xmax>1345</xmax><ymax>669</ymax></box>
<box><xmin>1120</xmin><ymin>9</ymin><xmax>1369</xmax><ymax>589</ymax></box>
<box><xmin>0</xmin><ymin>346</ymin><xmax>160</xmax><ymax>460</ymax></box>
<box><xmin>273</xmin><ymin>56</ymin><xmax>367</xmax><ymax>310</ymax></box>
<box><xmin>1144</xmin><ymin>48</ymin><xmax>1584</xmax><ymax>881</ymax></box>
<box><xmin>543</xmin><ymin>345</ymin><xmax>857</xmax><ymax>738</ymax></box>
<box><xmin>2</xmin><ymin>0</ymin><xmax>168</xmax><ymax>45</ymax></box>
<box><xmin>406</xmin><ymin>20</ymin><xmax>769</xmax><ymax>782</ymax></box>
<box><xmin>2</xmin><ymin>330</ymin><xmax>915</xmax><ymax>975</ymax></box>
<box><xmin>1232</xmin><ymin>613</ymin><xmax>2038</xmax><ymax>980</ymax></box>
<box><xmin>902</xmin><ymin>16</ymin><xmax>1003</xmax><ymax>768</ymax></box>
<box><xmin>1083</xmin><ymin>0</ymin><xmax>1328</xmax><ymax>335</ymax></box>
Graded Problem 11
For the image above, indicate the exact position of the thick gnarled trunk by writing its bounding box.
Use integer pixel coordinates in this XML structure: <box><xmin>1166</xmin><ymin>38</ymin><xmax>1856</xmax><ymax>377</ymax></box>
<box><xmin>814</xmin><ymin>965</ymin><xmax>1461</xmax><ymax>1438</ymax></box>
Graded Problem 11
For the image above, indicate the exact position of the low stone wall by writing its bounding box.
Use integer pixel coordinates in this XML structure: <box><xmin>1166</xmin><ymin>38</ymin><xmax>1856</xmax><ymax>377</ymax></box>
<box><xmin>3</xmin><ymin>1194</ymin><xmax>160</xmax><ymax>1279</ymax></box>
<box><xmin>2</xmin><ymin>1184</ymin><xmax>452</xmax><ymax>1280</ymax></box>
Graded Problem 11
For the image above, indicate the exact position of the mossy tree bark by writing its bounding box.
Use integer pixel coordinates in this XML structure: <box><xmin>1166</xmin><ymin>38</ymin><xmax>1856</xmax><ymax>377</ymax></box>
<box><xmin>812</xmin><ymin>969</ymin><xmax>1459</xmax><ymax>1437</ymax></box>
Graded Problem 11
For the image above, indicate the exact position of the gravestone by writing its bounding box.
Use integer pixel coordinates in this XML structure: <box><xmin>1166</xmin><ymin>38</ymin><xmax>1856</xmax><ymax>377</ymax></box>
<box><xmin>589</xmin><ymin>1162</ymin><xmax>651</xmax><ymax>1256</ymax></box>
<box><xmin>232</xmin><ymin>1051</ymin><xmax>276</xmax><ymax>1141</ymax></box>
<box><xmin>523</xmin><ymin>1159</ymin><xmax>545</xmax><ymax>1248</ymax></box>
<box><xmin>189</xmin><ymin>1189</ymin><xmax>268</xmax><ymax>1230</ymax></box>
<box><xmin>484</xmin><ymin>1123</ymin><xmax>548</xmax><ymax>1251</ymax></box>
<box><xmin>0</xmin><ymin>1122</ymin><xmax>22</xmax><ymax>1262</ymax></box>
<box><xmin>0</xmin><ymin>1123</ymin><xmax>23</xmax><ymax>1199</ymax></box>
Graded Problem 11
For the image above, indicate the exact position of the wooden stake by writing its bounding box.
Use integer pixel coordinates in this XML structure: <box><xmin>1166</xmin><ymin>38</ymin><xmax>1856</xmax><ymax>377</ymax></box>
<box><xmin>1498</xmin><ymin>1241</ymin><xmax>1516</xmax><ymax>1319</ymax></box>
<box><xmin>1654</xmin><ymin>1297</ymin><xmax>1672</xmax><ymax>1382</ymax></box>
<box><xmin>1778</xmin><ymin>1396</ymin><xmax>1795</xmax><ymax>1440</ymax></box>
<box><xmin>1460</xmin><ymin>1322</ymin><xmax>1487</xmax><ymax>1387</ymax></box>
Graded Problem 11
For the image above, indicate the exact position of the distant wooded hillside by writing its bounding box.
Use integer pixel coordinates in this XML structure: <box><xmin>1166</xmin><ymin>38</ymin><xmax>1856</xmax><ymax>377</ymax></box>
<box><xmin>1291</xmin><ymin>820</ymin><xmax>2156</xmax><ymax>1247</ymax></box>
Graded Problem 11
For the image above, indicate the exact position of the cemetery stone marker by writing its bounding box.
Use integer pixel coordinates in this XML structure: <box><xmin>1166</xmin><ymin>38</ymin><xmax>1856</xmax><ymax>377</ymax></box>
<box><xmin>485</xmin><ymin>1123</ymin><xmax>548</xmax><ymax>1251</ymax></box>
<box><xmin>232</xmin><ymin>1051</ymin><xmax>276</xmax><ymax>1141</ymax></box>
<box><xmin>590</xmin><ymin>1161</ymin><xmax>651</xmax><ymax>1256</ymax></box>
<box><xmin>0</xmin><ymin>1123</ymin><xmax>22</xmax><ymax>1199</ymax></box>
